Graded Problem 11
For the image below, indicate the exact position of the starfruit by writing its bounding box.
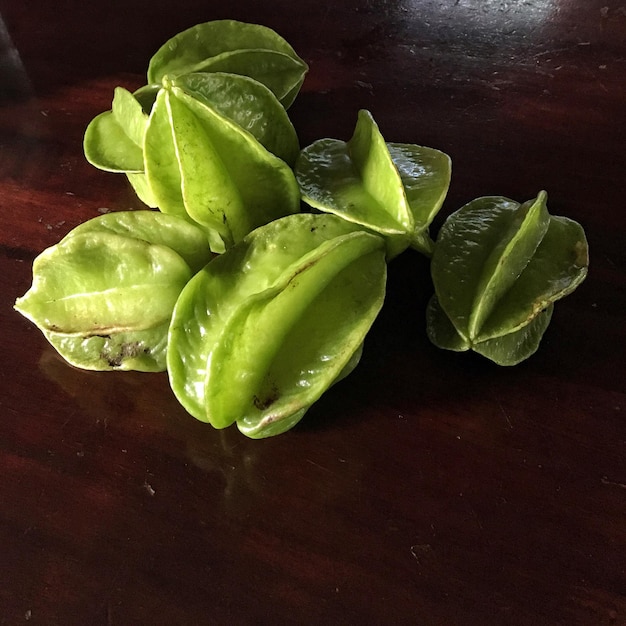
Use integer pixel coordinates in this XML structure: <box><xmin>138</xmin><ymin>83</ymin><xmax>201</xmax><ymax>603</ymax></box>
<box><xmin>83</xmin><ymin>84</ymin><xmax>159</xmax><ymax>208</ymax></box>
<box><xmin>173</xmin><ymin>72</ymin><xmax>300</xmax><ymax>167</ymax></box>
<box><xmin>84</xmin><ymin>86</ymin><xmax>148</xmax><ymax>174</ymax></box>
<box><xmin>84</xmin><ymin>72</ymin><xmax>301</xmax><ymax>250</ymax></box>
<box><xmin>426</xmin><ymin>191</ymin><xmax>589</xmax><ymax>365</ymax></box>
<box><xmin>295</xmin><ymin>109</ymin><xmax>451</xmax><ymax>257</ymax></box>
<box><xmin>14</xmin><ymin>211</ymin><xmax>212</xmax><ymax>371</ymax></box>
<box><xmin>167</xmin><ymin>213</ymin><xmax>387</xmax><ymax>438</ymax></box>
<box><xmin>147</xmin><ymin>19</ymin><xmax>309</xmax><ymax>108</ymax></box>
<box><xmin>143</xmin><ymin>74</ymin><xmax>300</xmax><ymax>253</ymax></box>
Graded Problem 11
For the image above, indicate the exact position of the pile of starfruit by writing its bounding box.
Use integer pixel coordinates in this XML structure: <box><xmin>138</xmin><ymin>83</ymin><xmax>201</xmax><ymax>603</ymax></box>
<box><xmin>15</xmin><ymin>20</ymin><xmax>589</xmax><ymax>438</ymax></box>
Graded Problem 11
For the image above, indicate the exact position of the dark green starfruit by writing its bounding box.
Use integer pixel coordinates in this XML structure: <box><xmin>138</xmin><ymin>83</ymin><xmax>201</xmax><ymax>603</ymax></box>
<box><xmin>426</xmin><ymin>191</ymin><xmax>589</xmax><ymax>365</ymax></box>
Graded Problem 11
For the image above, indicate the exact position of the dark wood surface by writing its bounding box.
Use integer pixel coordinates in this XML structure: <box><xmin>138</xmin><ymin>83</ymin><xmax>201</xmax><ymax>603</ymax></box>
<box><xmin>1</xmin><ymin>1</ymin><xmax>625</xmax><ymax>624</ymax></box>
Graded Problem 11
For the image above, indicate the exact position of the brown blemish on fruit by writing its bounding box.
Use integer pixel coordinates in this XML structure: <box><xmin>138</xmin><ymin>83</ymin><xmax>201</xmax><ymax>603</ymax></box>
<box><xmin>253</xmin><ymin>384</ymin><xmax>280</xmax><ymax>410</ymax></box>
<box><xmin>101</xmin><ymin>341</ymin><xmax>146</xmax><ymax>368</ymax></box>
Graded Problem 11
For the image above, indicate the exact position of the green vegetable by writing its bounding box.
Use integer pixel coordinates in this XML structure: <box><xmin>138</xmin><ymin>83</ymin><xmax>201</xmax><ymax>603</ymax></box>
<box><xmin>295</xmin><ymin>109</ymin><xmax>451</xmax><ymax>257</ymax></box>
<box><xmin>15</xmin><ymin>211</ymin><xmax>212</xmax><ymax>371</ymax></box>
<box><xmin>426</xmin><ymin>191</ymin><xmax>589</xmax><ymax>365</ymax></box>
<box><xmin>147</xmin><ymin>19</ymin><xmax>308</xmax><ymax>108</ymax></box>
<box><xmin>167</xmin><ymin>213</ymin><xmax>387</xmax><ymax>438</ymax></box>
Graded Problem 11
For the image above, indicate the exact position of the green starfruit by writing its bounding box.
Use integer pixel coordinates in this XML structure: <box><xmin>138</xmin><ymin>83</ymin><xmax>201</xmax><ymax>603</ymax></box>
<box><xmin>63</xmin><ymin>210</ymin><xmax>213</xmax><ymax>273</ymax></box>
<box><xmin>84</xmin><ymin>86</ymin><xmax>147</xmax><ymax>174</ymax></box>
<box><xmin>147</xmin><ymin>19</ymin><xmax>308</xmax><ymax>108</ymax></box>
<box><xmin>295</xmin><ymin>109</ymin><xmax>451</xmax><ymax>257</ymax></box>
<box><xmin>167</xmin><ymin>213</ymin><xmax>387</xmax><ymax>438</ymax></box>
<box><xmin>143</xmin><ymin>77</ymin><xmax>300</xmax><ymax>253</ymax></box>
<box><xmin>426</xmin><ymin>191</ymin><xmax>589</xmax><ymax>365</ymax></box>
<box><xmin>84</xmin><ymin>70</ymin><xmax>301</xmax><ymax>223</ymax></box>
<box><xmin>173</xmin><ymin>72</ymin><xmax>300</xmax><ymax>166</ymax></box>
<box><xmin>84</xmin><ymin>86</ymin><xmax>158</xmax><ymax>207</ymax></box>
<box><xmin>14</xmin><ymin>211</ymin><xmax>212</xmax><ymax>371</ymax></box>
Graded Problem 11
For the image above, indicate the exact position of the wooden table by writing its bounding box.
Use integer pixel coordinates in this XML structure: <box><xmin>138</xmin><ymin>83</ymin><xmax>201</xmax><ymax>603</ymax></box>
<box><xmin>1</xmin><ymin>1</ymin><xmax>624</xmax><ymax>623</ymax></box>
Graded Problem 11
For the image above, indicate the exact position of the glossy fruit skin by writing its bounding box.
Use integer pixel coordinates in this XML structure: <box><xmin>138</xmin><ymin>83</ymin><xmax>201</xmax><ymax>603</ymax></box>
<box><xmin>427</xmin><ymin>192</ymin><xmax>589</xmax><ymax>365</ymax></box>
<box><xmin>296</xmin><ymin>109</ymin><xmax>451</xmax><ymax>258</ymax></box>
<box><xmin>85</xmin><ymin>70</ymin><xmax>302</xmax><ymax>255</ymax></box>
<box><xmin>147</xmin><ymin>19</ymin><xmax>308</xmax><ymax>108</ymax></box>
<box><xmin>14</xmin><ymin>211</ymin><xmax>212</xmax><ymax>372</ymax></box>
<box><xmin>167</xmin><ymin>213</ymin><xmax>387</xmax><ymax>438</ymax></box>
<box><xmin>143</xmin><ymin>77</ymin><xmax>300</xmax><ymax>253</ymax></box>
<box><xmin>85</xmin><ymin>19</ymin><xmax>309</xmax><ymax>255</ymax></box>
<box><xmin>17</xmin><ymin>19</ymin><xmax>592</xmax><ymax>440</ymax></box>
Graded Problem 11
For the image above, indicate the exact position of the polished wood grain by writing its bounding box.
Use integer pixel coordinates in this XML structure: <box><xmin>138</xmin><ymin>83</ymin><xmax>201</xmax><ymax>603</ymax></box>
<box><xmin>1</xmin><ymin>1</ymin><xmax>624</xmax><ymax>624</ymax></box>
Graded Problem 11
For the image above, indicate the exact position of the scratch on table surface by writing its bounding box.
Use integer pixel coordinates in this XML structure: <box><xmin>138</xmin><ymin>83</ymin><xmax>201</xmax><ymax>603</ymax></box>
<box><xmin>306</xmin><ymin>458</ymin><xmax>332</xmax><ymax>473</ymax></box>
<box><xmin>410</xmin><ymin>544</ymin><xmax>433</xmax><ymax>565</ymax></box>
<box><xmin>601</xmin><ymin>476</ymin><xmax>626</xmax><ymax>489</ymax></box>
<box><xmin>496</xmin><ymin>398</ymin><xmax>513</xmax><ymax>430</ymax></box>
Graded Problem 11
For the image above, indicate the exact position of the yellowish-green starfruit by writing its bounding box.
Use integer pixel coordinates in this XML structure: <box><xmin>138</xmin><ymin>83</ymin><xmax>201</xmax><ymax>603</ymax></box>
<box><xmin>147</xmin><ymin>19</ymin><xmax>308</xmax><ymax>108</ymax></box>
<box><xmin>295</xmin><ymin>109</ymin><xmax>451</xmax><ymax>257</ymax></box>
<box><xmin>143</xmin><ymin>75</ymin><xmax>300</xmax><ymax>253</ymax></box>
<box><xmin>167</xmin><ymin>213</ymin><xmax>387</xmax><ymax>438</ymax></box>
<box><xmin>14</xmin><ymin>211</ymin><xmax>212</xmax><ymax>371</ymax></box>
